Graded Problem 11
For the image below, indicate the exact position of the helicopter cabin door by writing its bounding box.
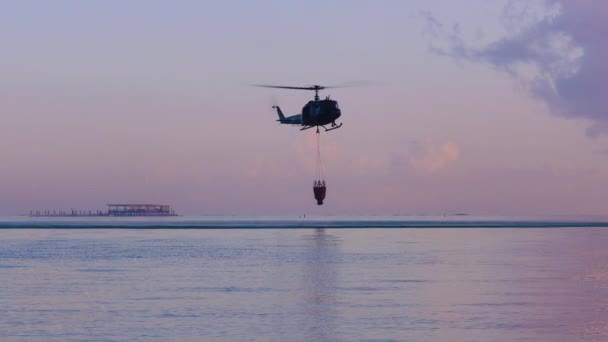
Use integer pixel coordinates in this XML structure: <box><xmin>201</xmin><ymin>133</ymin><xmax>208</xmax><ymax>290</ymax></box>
<box><xmin>302</xmin><ymin>102</ymin><xmax>313</xmax><ymax>126</ymax></box>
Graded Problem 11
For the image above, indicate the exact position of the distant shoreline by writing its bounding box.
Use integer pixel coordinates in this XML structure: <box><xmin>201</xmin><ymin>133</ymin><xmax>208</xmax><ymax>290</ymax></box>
<box><xmin>2</xmin><ymin>218</ymin><xmax>608</xmax><ymax>229</ymax></box>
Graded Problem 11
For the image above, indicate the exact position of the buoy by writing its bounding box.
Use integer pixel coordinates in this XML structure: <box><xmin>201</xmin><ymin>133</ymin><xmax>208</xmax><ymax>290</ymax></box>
<box><xmin>313</xmin><ymin>180</ymin><xmax>326</xmax><ymax>205</ymax></box>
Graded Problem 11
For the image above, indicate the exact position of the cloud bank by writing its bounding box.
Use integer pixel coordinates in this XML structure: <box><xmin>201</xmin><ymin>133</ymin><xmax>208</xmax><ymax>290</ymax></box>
<box><xmin>407</xmin><ymin>141</ymin><xmax>460</xmax><ymax>173</ymax></box>
<box><xmin>433</xmin><ymin>0</ymin><xmax>608</xmax><ymax>137</ymax></box>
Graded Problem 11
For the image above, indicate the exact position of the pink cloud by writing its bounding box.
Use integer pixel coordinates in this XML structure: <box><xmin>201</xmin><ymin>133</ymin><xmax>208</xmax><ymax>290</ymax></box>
<box><xmin>293</xmin><ymin>131</ymin><xmax>341</xmax><ymax>172</ymax></box>
<box><xmin>410</xmin><ymin>141</ymin><xmax>460</xmax><ymax>173</ymax></box>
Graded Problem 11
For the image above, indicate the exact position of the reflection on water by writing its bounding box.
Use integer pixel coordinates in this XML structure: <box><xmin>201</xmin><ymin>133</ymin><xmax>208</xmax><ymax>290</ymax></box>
<box><xmin>554</xmin><ymin>228</ymin><xmax>608</xmax><ymax>341</ymax></box>
<box><xmin>2</xmin><ymin>228</ymin><xmax>608</xmax><ymax>340</ymax></box>
<box><xmin>301</xmin><ymin>228</ymin><xmax>339</xmax><ymax>341</ymax></box>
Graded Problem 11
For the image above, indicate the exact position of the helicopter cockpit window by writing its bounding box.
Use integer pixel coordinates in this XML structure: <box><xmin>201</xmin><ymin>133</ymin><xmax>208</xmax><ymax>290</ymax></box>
<box><xmin>334</xmin><ymin>102</ymin><xmax>340</xmax><ymax>109</ymax></box>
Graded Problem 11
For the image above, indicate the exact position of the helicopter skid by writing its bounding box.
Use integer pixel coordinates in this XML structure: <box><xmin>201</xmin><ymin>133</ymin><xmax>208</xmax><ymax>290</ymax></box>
<box><xmin>300</xmin><ymin>125</ymin><xmax>316</xmax><ymax>131</ymax></box>
<box><xmin>300</xmin><ymin>123</ymin><xmax>343</xmax><ymax>132</ymax></box>
<box><xmin>324</xmin><ymin>123</ymin><xmax>343</xmax><ymax>132</ymax></box>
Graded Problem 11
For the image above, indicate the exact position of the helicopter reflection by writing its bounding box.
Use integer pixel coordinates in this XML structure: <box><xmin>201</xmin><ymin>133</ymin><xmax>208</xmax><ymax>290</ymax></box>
<box><xmin>300</xmin><ymin>228</ymin><xmax>341</xmax><ymax>341</ymax></box>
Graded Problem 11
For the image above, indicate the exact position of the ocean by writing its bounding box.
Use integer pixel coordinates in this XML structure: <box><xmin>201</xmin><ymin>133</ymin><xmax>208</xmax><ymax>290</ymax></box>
<box><xmin>1</xmin><ymin>216</ymin><xmax>608</xmax><ymax>341</ymax></box>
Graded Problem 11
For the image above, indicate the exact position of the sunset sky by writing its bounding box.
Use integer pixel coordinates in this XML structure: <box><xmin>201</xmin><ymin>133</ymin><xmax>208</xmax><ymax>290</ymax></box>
<box><xmin>2</xmin><ymin>0</ymin><xmax>608</xmax><ymax>215</ymax></box>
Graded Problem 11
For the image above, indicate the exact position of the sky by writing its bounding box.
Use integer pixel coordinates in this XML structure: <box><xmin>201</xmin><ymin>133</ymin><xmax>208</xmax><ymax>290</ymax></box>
<box><xmin>2</xmin><ymin>0</ymin><xmax>608</xmax><ymax>216</ymax></box>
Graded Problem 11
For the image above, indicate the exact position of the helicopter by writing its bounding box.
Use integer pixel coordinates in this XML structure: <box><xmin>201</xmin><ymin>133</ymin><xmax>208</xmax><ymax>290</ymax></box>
<box><xmin>253</xmin><ymin>84</ymin><xmax>343</xmax><ymax>132</ymax></box>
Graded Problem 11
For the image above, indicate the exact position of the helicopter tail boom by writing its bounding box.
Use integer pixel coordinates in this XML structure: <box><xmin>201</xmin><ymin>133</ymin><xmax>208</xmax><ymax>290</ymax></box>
<box><xmin>273</xmin><ymin>106</ymin><xmax>302</xmax><ymax>125</ymax></box>
<box><xmin>272</xmin><ymin>106</ymin><xmax>286</xmax><ymax>121</ymax></box>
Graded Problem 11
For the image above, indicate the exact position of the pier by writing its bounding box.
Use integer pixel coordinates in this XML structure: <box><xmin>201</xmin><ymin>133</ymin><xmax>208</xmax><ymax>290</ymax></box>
<box><xmin>29</xmin><ymin>209</ymin><xmax>106</xmax><ymax>217</ymax></box>
<box><xmin>29</xmin><ymin>204</ymin><xmax>178</xmax><ymax>217</ymax></box>
<box><xmin>107</xmin><ymin>204</ymin><xmax>177</xmax><ymax>217</ymax></box>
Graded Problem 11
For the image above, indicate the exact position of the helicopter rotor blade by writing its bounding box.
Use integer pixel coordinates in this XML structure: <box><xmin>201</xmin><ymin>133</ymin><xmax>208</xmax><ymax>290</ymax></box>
<box><xmin>252</xmin><ymin>82</ymin><xmax>380</xmax><ymax>91</ymax></box>
<box><xmin>251</xmin><ymin>84</ymin><xmax>325</xmax><ymax>91</ymax></box>
<box><xmin>327</xmin><ymin>80</ymin><xmax>382</xmax><ymax>88</ymax></box>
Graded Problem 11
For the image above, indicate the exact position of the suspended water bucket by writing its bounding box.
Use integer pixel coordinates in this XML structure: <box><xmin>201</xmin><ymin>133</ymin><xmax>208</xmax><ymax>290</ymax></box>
<box><xmin>313</xmin><ymin>180</ymin><xmax>326</xmax><ymax>205</ymax></box>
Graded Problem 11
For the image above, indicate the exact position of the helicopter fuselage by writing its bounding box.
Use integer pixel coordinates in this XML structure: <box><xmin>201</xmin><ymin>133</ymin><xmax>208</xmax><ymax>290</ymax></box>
<box><xmin>274</xmin><ymin>98</ymin><xmax>342</xmax><ymax>131</ymax></box>
<box><xmin>302</xmin><ymin>99</ymin><xmax>341</xmax><ymax>126</ymax></box>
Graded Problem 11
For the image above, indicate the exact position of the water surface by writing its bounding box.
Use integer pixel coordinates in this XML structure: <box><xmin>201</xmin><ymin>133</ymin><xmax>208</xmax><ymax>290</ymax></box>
<box><xmin>1</xmin><ymin>227</ymin><xmax>607</xmax><ymax>341</ymax></box>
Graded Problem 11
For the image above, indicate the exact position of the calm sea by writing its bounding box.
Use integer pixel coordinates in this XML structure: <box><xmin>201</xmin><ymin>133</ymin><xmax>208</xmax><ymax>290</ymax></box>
<box><xmin>2</xmin><ymin>216</ymin><xmax>608</xmax><ymax>341</ymax></box>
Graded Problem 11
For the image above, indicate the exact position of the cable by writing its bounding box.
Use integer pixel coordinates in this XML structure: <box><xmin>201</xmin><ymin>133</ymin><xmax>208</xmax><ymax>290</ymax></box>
<box><xmin>316</xmin><ymin>130</ymin><xmax>325</xmax><ymax>182</ymax></box>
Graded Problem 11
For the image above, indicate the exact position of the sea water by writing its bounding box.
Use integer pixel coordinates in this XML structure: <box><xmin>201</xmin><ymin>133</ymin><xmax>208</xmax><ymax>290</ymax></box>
<box><xmin>1</xmin><ymin>217</ymin><xmax>608</xmax><ymax>341</ymax></box>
